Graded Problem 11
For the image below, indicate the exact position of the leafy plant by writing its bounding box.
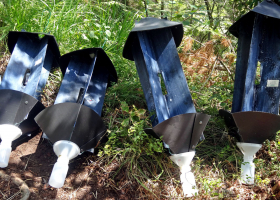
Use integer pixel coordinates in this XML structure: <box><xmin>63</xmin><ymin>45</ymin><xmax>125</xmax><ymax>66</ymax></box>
<box><xmin>100</xmin><ymin>101</ymin><xmax>163</xmax><ymax>158</ymax></box>
<box><xmin>99</xmin><ymin>101</ymin><xmax>165</xmax><ymax>190</ymax></box>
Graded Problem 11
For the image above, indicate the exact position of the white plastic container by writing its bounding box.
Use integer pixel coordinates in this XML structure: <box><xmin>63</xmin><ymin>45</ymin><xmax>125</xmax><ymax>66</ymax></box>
<box><xmin>236</xmin><ymin>142</ymin><xmax>262</xmax><ymax>184</ymax></box>
<box><xmin>170</xmin><ymin>151</ymin><xmax>198</xmax><ymax>197</ymax></box>
<box><xmin>48</xmin><ymin>140</ymin><xmax>80</xmax><ymax>188</ymax></box>
<box><xmin>0</xmin><ymin>124</ymin><xmax>22</xmax><ymax>168</ymax></box>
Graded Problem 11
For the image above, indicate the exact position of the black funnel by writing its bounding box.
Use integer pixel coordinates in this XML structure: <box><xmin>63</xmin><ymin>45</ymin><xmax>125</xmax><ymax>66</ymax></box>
<box><xmin>34</xmin><ymin>102</ymin><xmax>106</xmax><ymax>152</ymax></box>
<box><xmin>145</xmin><ymin>113</ymin><xmax>210</xmax><ymax>154</ymax></box>
<box><xmin>0</xmin><ymin>89</ymin><xmax>44</xmax><ymax>134</ymax></box>
<box><xmin>232</xmin><ymin>111</ymin><xmax>280</xmax><ymax>143</ymax></box>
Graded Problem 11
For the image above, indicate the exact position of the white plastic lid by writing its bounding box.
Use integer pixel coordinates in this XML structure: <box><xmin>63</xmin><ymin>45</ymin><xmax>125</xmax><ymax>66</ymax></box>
<box><xmin>237</xmin><ymin>142</ymin><xmax>262</xmax><ymax>160</ymax></box>
<box><xmin>170</xmin><ymin>151</ymin><xmax>195</xmax><ymax>170</ymax></box>
<box><xmin>0</xmin><ymin>124</ymin><xmax>22</xmax><ymax>141</ymax></box>
<box><xmin>53</xmin><ymin>140</ymin><xmax>80</xmax><ymax>160</ymax></box>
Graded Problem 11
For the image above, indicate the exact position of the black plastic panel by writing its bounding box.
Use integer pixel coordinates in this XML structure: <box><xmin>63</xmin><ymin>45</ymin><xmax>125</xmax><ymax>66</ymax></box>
<box><xmin>35</xmin><ymin>102</ymin><xmax>107</xmax><ymax>151</ymax></box>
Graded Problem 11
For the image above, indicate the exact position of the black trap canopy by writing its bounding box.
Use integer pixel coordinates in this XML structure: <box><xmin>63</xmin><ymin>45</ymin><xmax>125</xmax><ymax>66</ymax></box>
<box><xmin>220</xmin><ymin>0</ymin><xmax>280</xmax><ymax>143</ymax></box>
<box><xmin>123</xmin><ymin>17</ymin><xmax>210</xmax><ymax>154</ymax></box>
<box><xmin>35</xmin><ymin>48</ymin><xmax>117</xmax><ymax>152</ymax></box>
<box><xmin>0</xmin><ymin>31</ymin><xmax>60</xmax><ymax>134</ymax></box>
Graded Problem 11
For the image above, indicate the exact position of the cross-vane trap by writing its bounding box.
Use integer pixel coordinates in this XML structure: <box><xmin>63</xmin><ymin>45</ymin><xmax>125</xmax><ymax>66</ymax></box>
<box><xmin>0</xmin><ymin>31</ymin><xmax>60</xmax><ymax>168</ymax></box>
<box><xmin>123</xmin><ymin>17</ymin><xmax>210</xmax><ymax>197</ymax></box>
<box><xmin>35</xmin><ymin>48</ymin><xmax>118</xmax><ymax>188</ymax></box>
<box><xmin>220</xmin><ymin>0</ymin><xmax>280</xmax><ymax>184</ymax></box>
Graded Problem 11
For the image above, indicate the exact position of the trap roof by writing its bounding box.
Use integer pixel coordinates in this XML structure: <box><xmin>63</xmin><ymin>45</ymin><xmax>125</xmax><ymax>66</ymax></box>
<box><xmin>59</xmin><ymin>48</ymin><xmax>118</xmax><ymax>85</ymax></box>
<box><xmin>123</xmin><ymin>17</ymin><xmax>183</xmax><ymax>61</ymax></box>
<box><xmin>8</xmin><ymin>31</ymin><xmax>60</xmax><ymax>64</ymax></box>
<box><xmin>229</xmin><ymin>0</ymin><xmax>280</xmax><ymax>38</ymax></box>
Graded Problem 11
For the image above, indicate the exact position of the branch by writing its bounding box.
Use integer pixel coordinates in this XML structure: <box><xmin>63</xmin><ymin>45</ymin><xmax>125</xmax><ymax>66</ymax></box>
<box><xmin>0</xmin><ymin>170</ymin><xmax>30</xmax><ymax>200</ymax></box>
<box><xmin>200</xmin><ymin>57</ymin><xmax>218</xmax><ymax>89</ymax></box>
<box><xmin>217</xmin><ymin>58</ymin><xmax>235</xmax><ymax>81</ymax></box>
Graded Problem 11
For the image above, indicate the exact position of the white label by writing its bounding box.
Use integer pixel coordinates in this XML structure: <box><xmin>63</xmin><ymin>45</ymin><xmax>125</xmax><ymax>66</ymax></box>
<box><xmin>35</xmin><ymin>57</ymin><xmax>42</xmax><ymax>66</ymax></box>
<box><xmin>267</xmin><ymin>80</ymin><xmax>279</xmax><ymax>87</ymax></box>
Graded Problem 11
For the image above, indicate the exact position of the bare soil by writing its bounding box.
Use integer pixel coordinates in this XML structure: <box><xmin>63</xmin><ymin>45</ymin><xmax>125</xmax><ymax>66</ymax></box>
<box><xmin>0</xmin><ymin>132</ymin><xmax>140</xmax><ymax>200</ymax></box>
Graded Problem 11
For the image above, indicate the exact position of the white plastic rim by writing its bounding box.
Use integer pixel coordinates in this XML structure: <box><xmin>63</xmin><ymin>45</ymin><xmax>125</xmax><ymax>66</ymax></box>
<box><xmin>0</xmin><ymin>124</ymin><xmax>22</xmax><ymax>168</ymax></box>
<box><xmin>53</xmin><ymin>140</ymin><xmax>80</xmax><ymax>160</ymax></box>
<box><xmin>49</xmin><ymin>140</ymin><xmax>80</xmax><ymax>188</ymax></box>
<box><xmin>236</xmin><ymin>142</ymin><xmax>262</xmax><ymax>185</ymax></box>
<box><xmin>170</xmin><ymin>151</ymin><xmax>195</xmax><ymax>172</ymax></box>
<box><xmin>0</xmin><ymin>124</ymin><xmax>22</xmax><ymax>141</ymax></box>
<box><xmin>236</xmin><ymin>142</ymin><xmax>262</xmax><ymax>156</ymax></box>
<box><xmin>170</xmin><ymin>152</ymin><xmax>198</xmax><ymax>197</ymax></box>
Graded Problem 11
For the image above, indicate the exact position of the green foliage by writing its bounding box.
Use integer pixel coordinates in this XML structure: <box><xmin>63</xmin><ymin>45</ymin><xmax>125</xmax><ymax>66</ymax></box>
<box><xmin>0</xmin><ymin>0</ymin><xmax>140</xmax><ymax>81</ymax></box>
<box><xmin>99</xmin><ymin>101</ymin><xmax>164</xmax><ymax>186</ymax></box>
<box><xmin>231</xmin><ymin>0</ymin><xmax>262</xmax><ymax>18</ymax></box>
<box><xmin>255</xmin><ymin>132</ymin><xmax>280</xmax><ymax>180</ymax></box>
<box><xmin>100</xmin><ymin>101</ymin><xmax>163</xmax><ymax>157</ymax></box>
<box><xmin>104</xmin><ymin>75</ymin><xmax>146</xmax><ymax>109</ymax></box>
<box><xmin>188</xmin><ymin>70</ymin><xmax>234</xmax><ymax>115</ymax></box>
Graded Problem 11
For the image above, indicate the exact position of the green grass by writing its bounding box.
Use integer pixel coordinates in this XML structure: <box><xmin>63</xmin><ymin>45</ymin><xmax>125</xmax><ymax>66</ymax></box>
<box><xmin>0</xmin><ymin>0</ymin><xmax>140</xmax><ymax>79</ymax></box>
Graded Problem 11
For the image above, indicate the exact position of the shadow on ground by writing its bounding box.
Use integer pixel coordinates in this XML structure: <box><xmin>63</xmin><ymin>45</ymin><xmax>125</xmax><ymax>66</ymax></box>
<box><xmin>0</xmin><ymin>132</ymin><xmax>140</xmax><ymax>200</ymax></box>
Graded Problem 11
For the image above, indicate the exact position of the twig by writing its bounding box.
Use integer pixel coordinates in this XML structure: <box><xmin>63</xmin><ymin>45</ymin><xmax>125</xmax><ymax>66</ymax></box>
<box><xmin>0</xmin><ymin>190</ymin><xmax>6</xmax><ymax>199</ymax></box>
<box><xmin>200</xmin><ymin>58</ymin><xmax>218</xmax><ymax>89</ymax></box>
<box><xmin>218</xmin><ymin>58</ymin><xmax>235</xmax><ymax>81</ymax></box>
<box><xmin>229</xmin><ymin>39</ymin><xmax>236</xmax><ymax>54</ymax></box>
<box><xmin>92</xmin><ymin>191</ymin><xmax>97</xmax><ymax>199</ymax></box>
<box><xmin>181</xmin><ymin>36</ymin><xmax>205</xmax><ymax>47</ymax></box>
<box><xmin>0</xmin><ymin>171</ymin><xmax>30</xmax><ymax>200</ymax></box>
<box><xmin>23</xmin><ymin>154</ymin><xmax>32</xmax><ymax>171</ymax></box>
<box><xmin>190</xmin><ymin>90</ymin><xmax>204</xmax><ymax>96</ymax></box>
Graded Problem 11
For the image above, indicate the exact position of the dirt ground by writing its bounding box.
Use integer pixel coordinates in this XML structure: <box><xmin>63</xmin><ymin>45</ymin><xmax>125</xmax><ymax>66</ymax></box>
<box><xmin>0</xmin><ymin>132</ymin><xmax>141</xmax><ymax>200</ymax></box>
<box><xmin>1</xmin><ymin>132</ymin><xmax>279</xmax><ymax>200</ymax></box>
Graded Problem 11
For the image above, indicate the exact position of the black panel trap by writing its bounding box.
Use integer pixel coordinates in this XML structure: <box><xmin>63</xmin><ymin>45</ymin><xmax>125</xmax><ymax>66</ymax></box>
<box><xmin>220</xmin><ymin>0</ymin><xmax>280</xmax><ymax>144</ymax></box>
<box><xmin>123</xmin><ymin>17</ymin><xmax>210</xmax><ymax>154</ymax></box>
<box><xmin>35</xmin><ymin>48</ymin><xmax>117</xmax><ymax>152</ymax></box>
<box><xmin>0</xmin><ymin>31</ymin><xmax>60</xmax><ymax>135</ymax></box>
